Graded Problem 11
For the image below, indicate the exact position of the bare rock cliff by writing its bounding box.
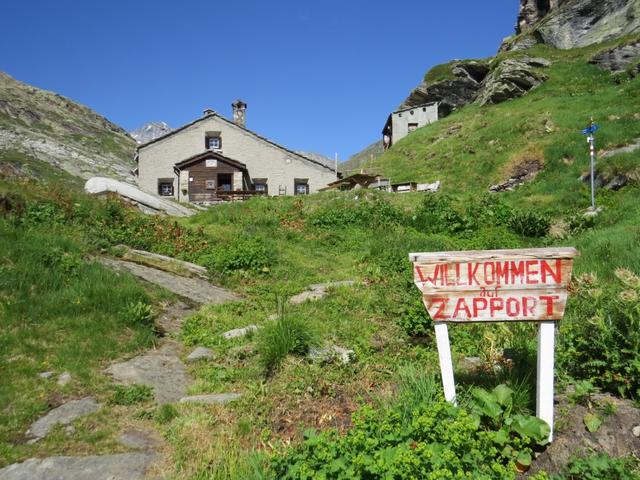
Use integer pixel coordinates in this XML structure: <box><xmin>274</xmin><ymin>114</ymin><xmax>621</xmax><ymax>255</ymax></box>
<box><xmin>503</xmin><ymin>0</ymin><xmax>640</xmax><ymax>51</ymax></box>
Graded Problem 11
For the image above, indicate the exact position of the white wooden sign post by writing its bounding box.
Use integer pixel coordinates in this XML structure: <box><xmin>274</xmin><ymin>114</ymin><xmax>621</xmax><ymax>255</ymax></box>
<box><xmin>409</xmin><ymin>247</ymin><xmax>579</xmax><ymax>442</ymax></box>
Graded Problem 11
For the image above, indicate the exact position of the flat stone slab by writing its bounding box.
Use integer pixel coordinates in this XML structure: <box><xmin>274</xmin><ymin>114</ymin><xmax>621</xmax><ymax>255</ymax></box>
<box><xmin>186</xmin><ymin>347</ymin><xmax>214</xmax><ymax>363</ymax></box>
<box><xmin>118</xmin><ymin>429</ymin><xmax>162</xmax><ymax>451</ymax></box>
<box><xmin>26</xmin><ymin>397</ymin><xmax>100</xmax><ymax>441</ymax></box>
<box><xmin>290</xmin><ymin>281</ymin><xmax>356</xmax><ymax>305</ymax></box>
<box><xmin>179</xmin><ymin>393</ymin><xmax>242</xmax><ymax>405</ymax></box>
<box><xmin>222</xmin><ymin>325</ymin><xmax>259</xmax><ymax>339</ymax></box>
<box><xmin>120</xmin><ymin>247</ymin><xmax>209</xmax><ymax>279</ymax></box>
<box><xmin>0</xmin><ymin>452</ymin><xmax>157</xmax><ymax>480</ymax></box>
<box><xmin>155</xmin><ymin>301</ymin><xmax>194</xmax><ymax>334</ymax></box>
<box><xmin>104</xmin><ymin>342</ymin><xmax>192</xmax><ymax>404</ymax></box>
<box><xmin>98</xmin><ymin>257</ymin><xmax>242</xmax><ymax>305</ymax></box>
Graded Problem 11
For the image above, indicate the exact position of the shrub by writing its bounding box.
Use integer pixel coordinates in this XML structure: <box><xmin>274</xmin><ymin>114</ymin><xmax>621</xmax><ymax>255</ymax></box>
<box><xmin>550</xmin><ymin>454</ymin><xmax>640</xmax><ymax>480</ymax></box>
<box><xmin>309</xmin><ymin>197</ymin><xmax>402</xmax><ymax>229</ymax></box>
<box><xmin>559</xmin><ymin>270</ymin><xmax>640</xmax><ymax>400</ymax></box>
<box><xmin>123</xmin><ymin>301</ymin><xmax>154</xmax><ymax>327</ymax></box>
<box><xmin>269</xmin><ymin>395</ymin><xmax>549</xmax><ymax>480</ymax></box>
<box><xmin>203</xmin><ymin>238</ymin><xmax>271</xmax><ymax>275</ymax></box>
<box><xmin>412</xmin><ymin>194</ymin><xmax>472</xmax><ymax>234</ymax></box>
<box><xmin>17</xmin><ymin>201</ymin><xmax>66</xmax><ymax>227</ymax></box>
<box><xmin>155</xmin><ymin>403</ymin><xmax>180</xmax><ymax>424</ymax></box>
<box><xmin>506</xmin><ymin>209</ymin><xmax>551</xmax><ymax>237</ymax></box>
<box><xmin>257</xmin><ymin>307</ymin><xmax>318</xmax><ymax>374</ymax></box>
<box><xmin>110</xmin><ymin>384</ymin><xmax>154</xmax><ymax>405</ymax></box>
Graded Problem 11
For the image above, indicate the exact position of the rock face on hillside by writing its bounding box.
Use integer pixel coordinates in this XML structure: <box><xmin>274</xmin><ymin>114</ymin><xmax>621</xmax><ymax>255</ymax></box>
<box><xmin>129</xmin><ymin>121</ymin><xmax>172</xmax><ymax>144</ymax></box>
<box><xmin>399</xmin><ymin>57</ymin><xmax>550</xmax><ymax>114</ymax></box>
<box><xmin>399</xmin><ymin>61</ymin><xmax>490</xmax><ymax>117</ymax></box>
<box><xmin>0</xmin><ymin>72</ymin><xmax>137</xmax><ymax>181</ymax></box>
<box><xmin>476</xmin><ymin>57</ymin><xmax>551</xmax><ymax>105</ymax></box>
<box><xmin>503</xmin><ymin>0</ymin><xmax>640</xmax><ymax>51</ymax></box>
<box><xmin>589</xmin><ymin>39</ymin><xmax>640</xmax><ymax>72</ymax></box>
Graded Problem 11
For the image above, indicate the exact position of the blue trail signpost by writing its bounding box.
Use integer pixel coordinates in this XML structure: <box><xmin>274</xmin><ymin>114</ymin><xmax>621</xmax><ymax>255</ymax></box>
<box><xmin>581</xmin><ymin>120</ymin><xmax>599</xmax><ymax>210</ymax></box>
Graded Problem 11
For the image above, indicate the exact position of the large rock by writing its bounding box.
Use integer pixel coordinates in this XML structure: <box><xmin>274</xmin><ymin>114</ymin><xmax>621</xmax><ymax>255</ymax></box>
<box><xmin>98</xmin><ymin>257</ymin><xmax>241</xmax><ymax>305</ymax></box>
<box><xmin>84</xmin><ymin>177</ymin><xmax>196</xmax><ymax>217</ymax></box>
<box><xmin>0</xmin><ymin>453</ymin><xmax>156</xmax><ymax>480</ymax></box>
<box><xmin>589</xmin><ymin>40</ymin><xmax>640</xmax><ymax>73</ymax></box>
<box><xmin>399</xmin><ymin>61</ymin><xmax>490</xmax><ymax>117</ymax></box>
<box><xmin>26</xmin><ymin>397</ymin><xmax>100</xmax><ymax>441</ymax></box>
<box><xmin>104</xmin><ymin>341</ymin><xmax>192</xmax><ymax>405</ymax></box>
<box><xmin>475</xmin><ymin>57</ymin><xmax>550</xmax><ymax>106</ymax></box>
<box><xmin>503</xmin><ymin>0</ymin><xmax>640</xmax><ymax>51</ymax></box>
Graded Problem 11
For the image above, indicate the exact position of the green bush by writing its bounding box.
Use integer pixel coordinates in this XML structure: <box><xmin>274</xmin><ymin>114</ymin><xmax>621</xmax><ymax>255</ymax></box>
<box><xmin>550</xmin><ymin>454</ymin><xmax>640</xmax><ymax>480</ymax></box>
<box><xmin>109</xmin><ymin>384</ymin><xmax>154</xmax><ymax>405</ymax></box>
<box><xmin>155</xmin><ymin>403</ymin><xmax>180</xmax><ymax>424</ymax></box>
<box><xmin>257</xmin><ymin>309</ymin><xmax>318</xmax><ymax>374</ymax></box>
<box><xmin>203</xmin><ymin>238</ymin><xmax>271</xmax><ymax>275</ymax></box>
<box><xmin>559</xmin><ymin>269</ymin><xmax>640</xmax><ymax>399</ymax></box>
<box><xmin>506</xmin><ymin>209</ymin><xmax>551</xmax><ymax>237</ymax></box>
<box><xmin>123</xmin><ymin>301</ymin><xmax>154</xmax><ymax>327</ymax></box>
<box><xmin>269</xmin><ymin>395</ymin><xmax>548</xmax><ymax>480</ymax></box>
<box><xmin>309</xmin><ymin>197</ymin><xmax>402</xmax><ymax>229</ymax></box>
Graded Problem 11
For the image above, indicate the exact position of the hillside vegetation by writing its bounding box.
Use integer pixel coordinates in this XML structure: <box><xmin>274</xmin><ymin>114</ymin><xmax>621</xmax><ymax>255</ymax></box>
<box><xmin>0</xmin><ymin>72</ymin><xmax>136</xmax><ymax>182</ymax></box>
<box><xmin>366</xmin><ymin>37</ymin><xmax>640</xmax><ymax>209</ymax></box>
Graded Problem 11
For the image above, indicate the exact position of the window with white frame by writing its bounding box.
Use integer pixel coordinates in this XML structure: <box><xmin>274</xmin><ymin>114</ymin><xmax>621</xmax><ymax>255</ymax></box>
<box><xmin>206</xmin><ymin>136</ymin><xmax>221</xmax><ymax>150</ymax></box>
<box><xmin>206</xmin><ymin>180</ymin><xmax>216</xmax><ymax>190</ymax></box>
<box><xmin>294</xmin><ymin>179</ymin><xmax>309</xmax><ymax>195</ymax></box>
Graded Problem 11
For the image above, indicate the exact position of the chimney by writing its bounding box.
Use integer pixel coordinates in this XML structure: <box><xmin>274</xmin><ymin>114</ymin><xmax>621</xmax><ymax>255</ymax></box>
<box><xmin>232</xmin><ymin>99</ymin><xmax>247</xmax><ymax>128</ymax></box>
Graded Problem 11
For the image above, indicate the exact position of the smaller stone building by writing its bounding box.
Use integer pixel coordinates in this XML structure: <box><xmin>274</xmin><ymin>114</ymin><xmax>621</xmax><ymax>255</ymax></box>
<box><xmin>382</xmin><ymin>102</ymin><xmax>439</xmax><ymax>149</ymax></box>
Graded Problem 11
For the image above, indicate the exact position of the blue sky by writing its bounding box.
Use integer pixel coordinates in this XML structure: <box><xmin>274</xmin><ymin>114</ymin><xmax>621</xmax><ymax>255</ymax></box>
<box><xmin>1</xmin><ymin>1</ymin><xmax>518</xmax><ymax>160</ymax></box>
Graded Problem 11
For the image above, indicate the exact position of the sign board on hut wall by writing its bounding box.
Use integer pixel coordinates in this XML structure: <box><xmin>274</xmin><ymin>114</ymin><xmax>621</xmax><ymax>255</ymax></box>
<box><xmin>409</xmin><ymin>247</ymin><xmax>579</xmax><ymax>442</ymax></box>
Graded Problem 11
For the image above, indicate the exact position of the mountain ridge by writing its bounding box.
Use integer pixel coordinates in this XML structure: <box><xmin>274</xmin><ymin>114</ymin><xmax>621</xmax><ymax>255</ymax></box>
<box><xmin>0</xmin><ymin>71</ymin><xmax>137</xmax><ymax>182</ymax></box>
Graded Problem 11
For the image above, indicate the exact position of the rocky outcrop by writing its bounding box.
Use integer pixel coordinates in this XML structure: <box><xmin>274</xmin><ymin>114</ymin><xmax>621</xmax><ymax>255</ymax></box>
<box><xmin>503</xmin><ymin>0</ymin><xmax>640</xmax><ymax>51</ymax></box>
<box><xmin>589</xmin><ymin>40</ymin><xmax>640</xmax><ymax>73</ymax></box>
<box><xmin>85</xmin><ymin>177</ymin><xmax>197</xmax><ymax>217</ymax></box>
<box><xmin>399</xmin><ymin>61</ymin><xmax>490</xmax><ymax>117</ymax></box>
<box><xmin>476</xmin><ymin>57</ymin><xmax>551</xmax><ymax>106</ymax></box>
<box><xmin>516</xmin><ymin>0</ymin><xmax>565</xmax><ymax>34</ymax></box>
<box><xmin>393</xmin><ymin>56</ymin><xmax>550</xmax><ymax>124</ymax></box>
<box><xmin>129</xmin><ymin>121</ymin><xmax>172</xmax><ymax>144</ymax></box>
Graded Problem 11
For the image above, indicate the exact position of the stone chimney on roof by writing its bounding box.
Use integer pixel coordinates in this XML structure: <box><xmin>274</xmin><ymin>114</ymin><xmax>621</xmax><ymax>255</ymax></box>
<box><xmin>232</xmin><ymin>100</ymin><xmax>247</xmax><ymax>128</ymax></box>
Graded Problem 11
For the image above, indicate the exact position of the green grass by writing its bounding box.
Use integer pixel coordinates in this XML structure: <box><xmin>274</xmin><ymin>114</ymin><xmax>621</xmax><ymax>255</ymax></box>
<box><xmin>371</xmin><ymin>39</ymin><xmax>640</xmax><ymax>211</ymax></box>
<box><xmin>0</xmin><ymin>218</ymin><xmax>168</xmax><ymax>465</ymax></box>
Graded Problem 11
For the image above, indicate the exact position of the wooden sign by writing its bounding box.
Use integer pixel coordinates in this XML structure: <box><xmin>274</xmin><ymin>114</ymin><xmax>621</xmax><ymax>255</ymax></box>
<box><xmin>408</xmin><ymin>247</ymin><xmax>579</xmax><ymax>443</ymax></box>
<box><xmin>410</xmin><ymin>248</ymin><xmax>578</xmax><ymax>323</ymax></box>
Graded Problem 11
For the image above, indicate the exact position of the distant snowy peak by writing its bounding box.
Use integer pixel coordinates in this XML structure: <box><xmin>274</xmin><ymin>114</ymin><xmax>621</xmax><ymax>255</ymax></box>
<box><xmin>129</xmin><ymin>121</ymin><xmax>172</xmax><ymax>144</ymax></box>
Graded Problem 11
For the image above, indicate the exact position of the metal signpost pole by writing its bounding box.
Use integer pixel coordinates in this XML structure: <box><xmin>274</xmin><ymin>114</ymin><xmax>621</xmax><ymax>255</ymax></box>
<box><xmin>582</xmin><ymin>119</ymin><xmax>599</xmax><ymax>211</ymax></box>
<box><xmin>589</xmin><ymin>134</ymin><xmax>595</xmax><ymax>210</ymax></box>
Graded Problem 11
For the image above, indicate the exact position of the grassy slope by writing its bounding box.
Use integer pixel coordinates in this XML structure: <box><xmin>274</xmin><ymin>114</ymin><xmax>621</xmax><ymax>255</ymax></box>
<box><xmin>369</xmin><ymin>38</ymin><xmax>640</xmax><ymax>210</ymax></box>
<box><xmin>0</xmin><ymin>182</ymin><xmax>172</xmax><ymax>466</ymax></box>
